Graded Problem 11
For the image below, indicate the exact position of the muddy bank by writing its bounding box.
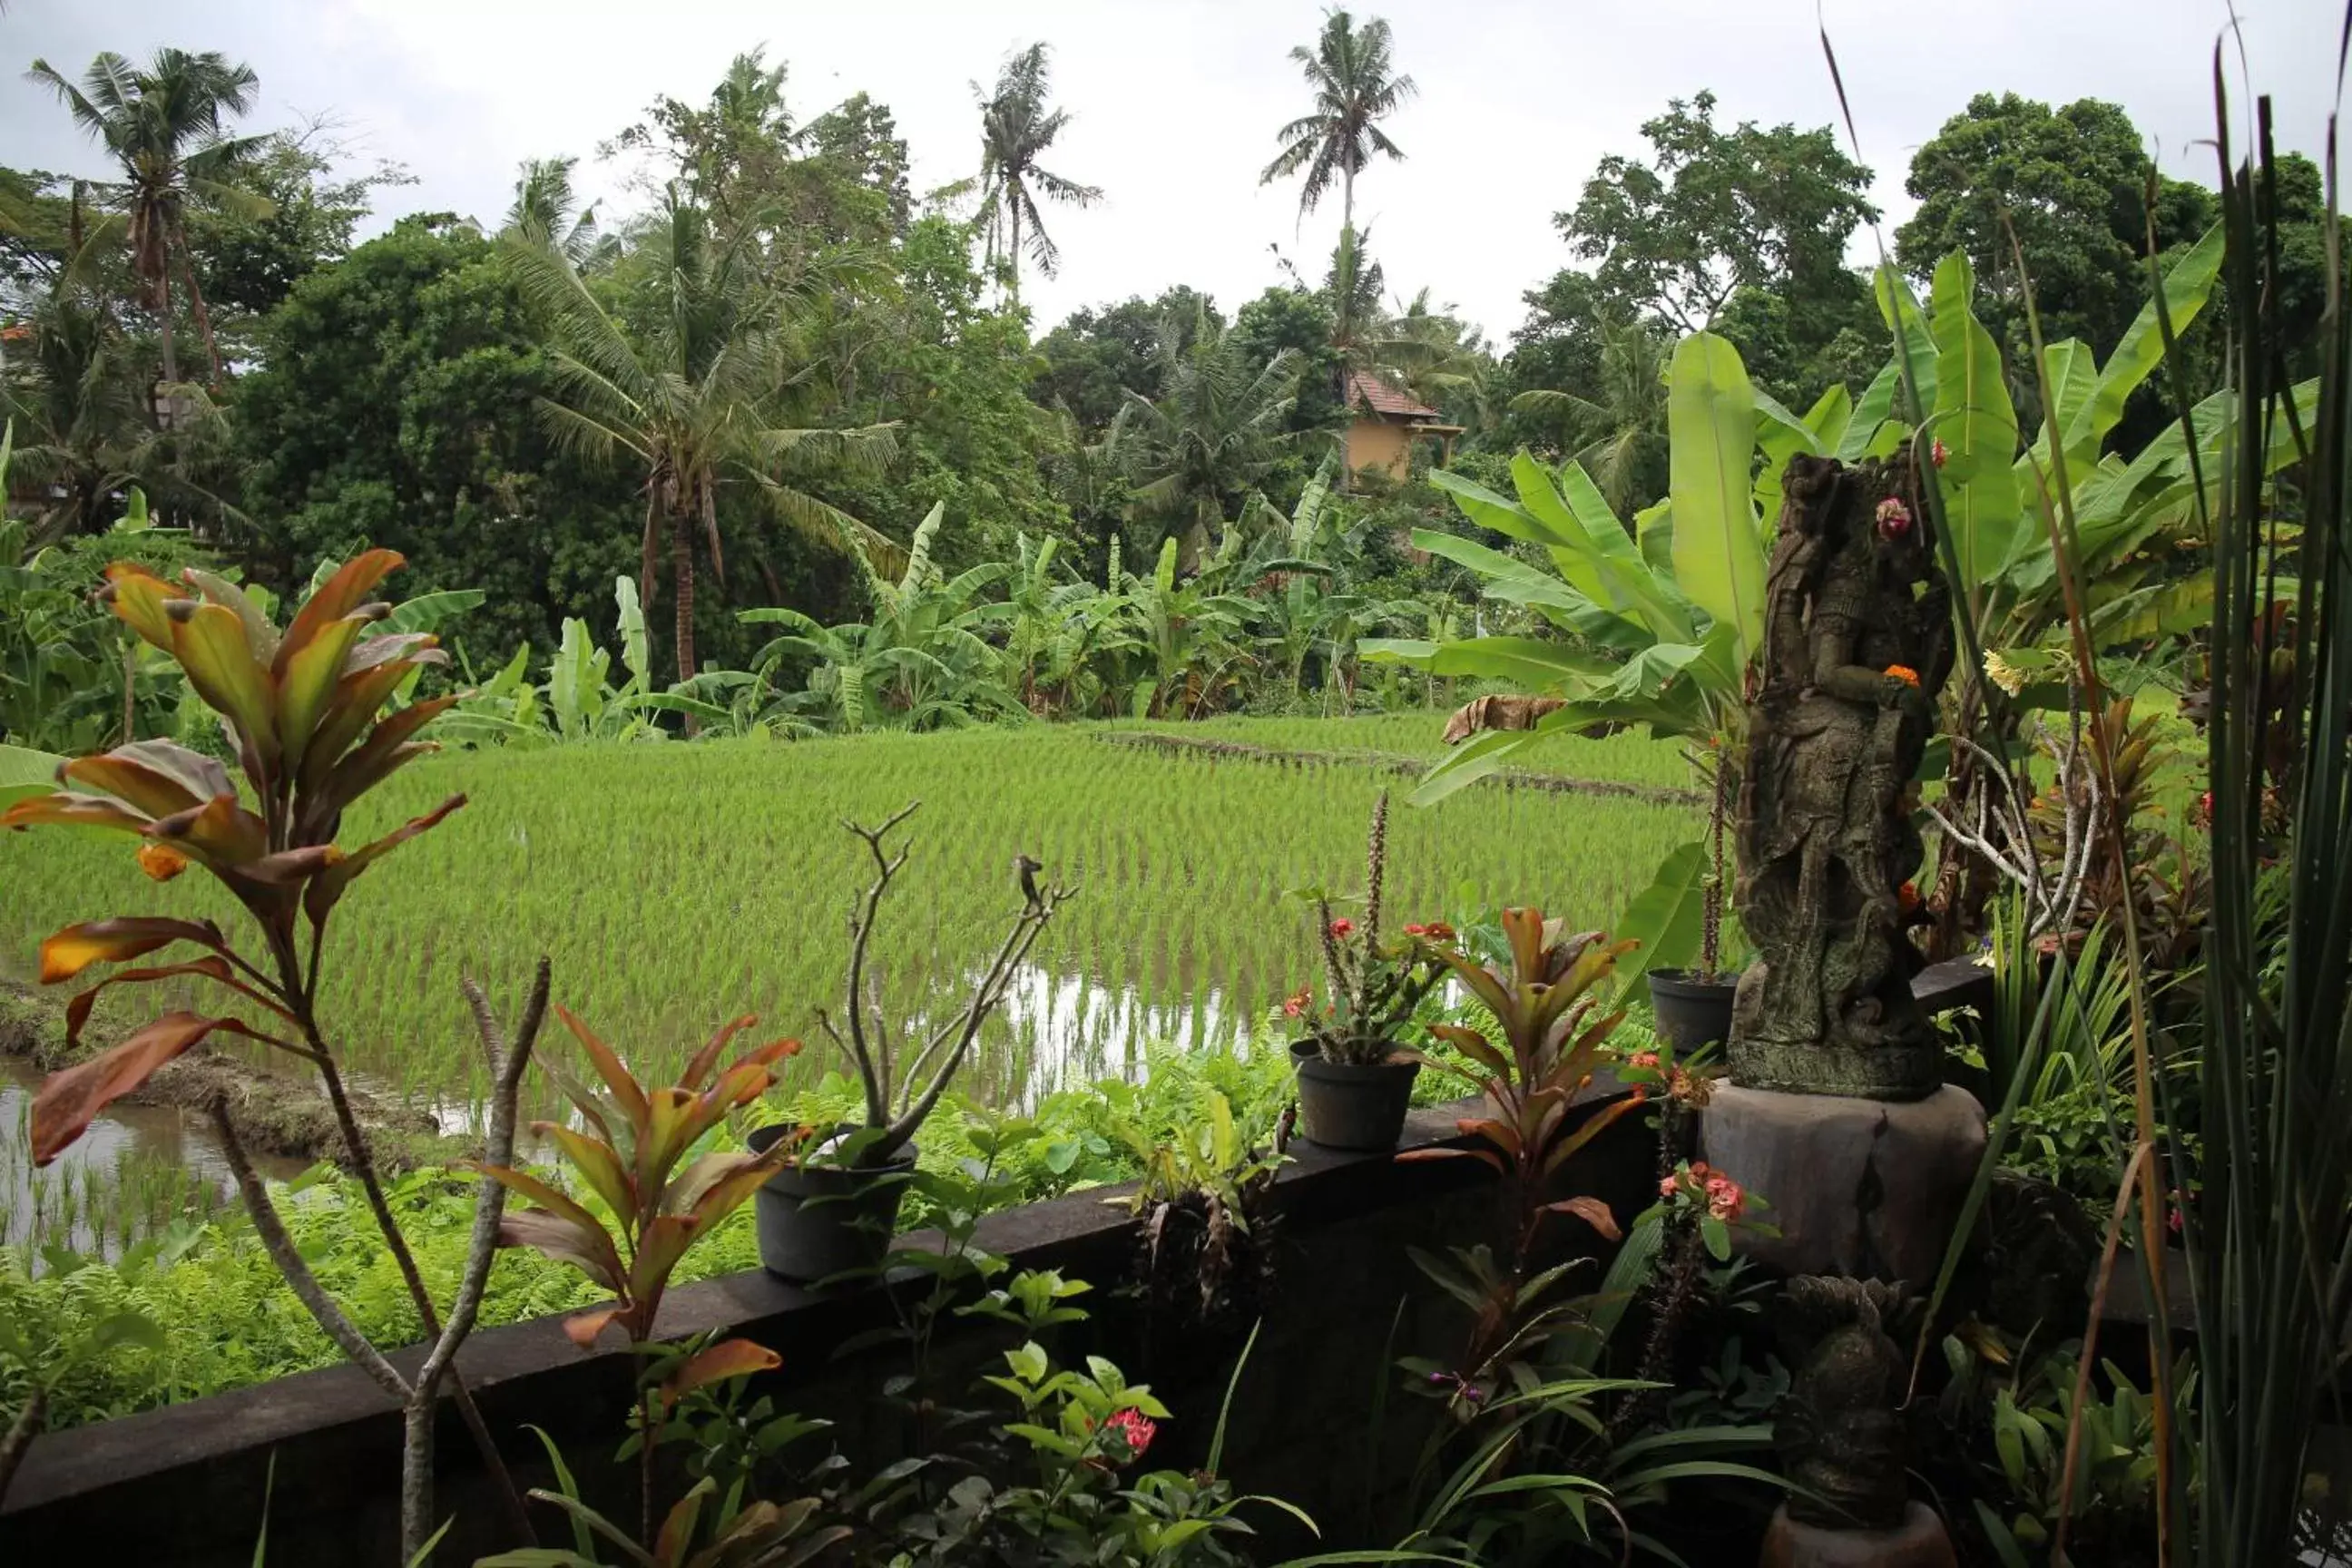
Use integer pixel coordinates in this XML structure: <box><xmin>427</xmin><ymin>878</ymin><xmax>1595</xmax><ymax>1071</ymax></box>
<box><xmin>1099</xmin><ymin>730</ymin><xmax>1705</xmax><ymax>806</ymax></box>
<box><xmin>0</xmin><ymin>982</ymin><xmax>457</xmax><ymax>1172</ymax></box>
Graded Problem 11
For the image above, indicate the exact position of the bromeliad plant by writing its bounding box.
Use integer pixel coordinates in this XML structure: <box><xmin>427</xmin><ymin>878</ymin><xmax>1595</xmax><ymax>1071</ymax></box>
<box><xmin>1296</xmin><ymin>790</ymin><xmax>1446</xmax><ymax>1066</ymax></box>
<box><xmin>475</xmin><ymin>1007</ymin><xmax>804</xmax><ymax>1545</ymax></box>
<box><xmin>1403</xmin><ymin>909</ymin><xmax>1650</xmax><ymax>1391</ymax></box>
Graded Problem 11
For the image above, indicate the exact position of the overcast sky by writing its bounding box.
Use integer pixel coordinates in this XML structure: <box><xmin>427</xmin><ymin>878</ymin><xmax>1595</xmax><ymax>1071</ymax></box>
<box><xmin>4</xmin><ymin>0</ymin><xmax>2344</xmax><ymax>342</ymax></box>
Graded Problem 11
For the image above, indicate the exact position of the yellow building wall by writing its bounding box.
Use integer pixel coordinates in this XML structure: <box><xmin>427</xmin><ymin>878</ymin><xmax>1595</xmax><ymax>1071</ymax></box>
<box><xmin>1346</xmin><ymin>417</ymin><xmax>1415</xmax><ymax>479</ymax></box>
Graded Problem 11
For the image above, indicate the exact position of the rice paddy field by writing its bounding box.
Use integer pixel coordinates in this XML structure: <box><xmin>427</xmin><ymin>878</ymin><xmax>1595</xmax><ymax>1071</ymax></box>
<box><xmin>0</xmin><ymin>714</ymin><xmax>1704</xmax><ymax>1122</ymax></box>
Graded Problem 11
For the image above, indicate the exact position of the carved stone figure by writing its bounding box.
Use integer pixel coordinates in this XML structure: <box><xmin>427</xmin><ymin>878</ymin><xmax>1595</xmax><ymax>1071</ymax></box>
<box><xmin>1774</xmin><ymin>1275</ymin><xmax>1915</xmax><ymax>1531</ymax></box>
<box><xmin>1731</xmin><ymin>455</ymin><xmax>1954</xmax><ymax>1100</ymax></box>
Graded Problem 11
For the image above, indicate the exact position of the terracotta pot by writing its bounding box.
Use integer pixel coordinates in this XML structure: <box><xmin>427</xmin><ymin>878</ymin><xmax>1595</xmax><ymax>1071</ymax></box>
<box><xmin>1647</xmin><ymin>967</ymin><xmax>1743</xmax><ymax>1055</ymax></box>
<box><xmin>746</xmin><ymin>1124</ymin><xmax>915</xmax><ymax>1285</ymax></box>
<box><xmin>1290</xmin><ymin>1039</ymin><xmax>1420</xmax><ymax>1151</ymax></box>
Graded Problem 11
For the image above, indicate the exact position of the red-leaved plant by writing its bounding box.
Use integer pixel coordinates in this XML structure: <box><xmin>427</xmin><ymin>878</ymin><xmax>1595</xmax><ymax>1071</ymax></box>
<box><xmin>474</xmin><ymin>1006</ymin><xmax>803</xmax><ymax>1544</ymax></box>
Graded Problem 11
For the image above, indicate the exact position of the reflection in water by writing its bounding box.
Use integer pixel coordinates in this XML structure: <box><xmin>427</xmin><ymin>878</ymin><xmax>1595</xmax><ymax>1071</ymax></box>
<box><xmin>978</xmin><ymin>962</ymin><xmax>1253</xmax><ymax>1107</ymax></box>
<box><xmin>0</xmin><ymin>1055</ymin><xmax>300</xmax><ymax>1266</ymax></box>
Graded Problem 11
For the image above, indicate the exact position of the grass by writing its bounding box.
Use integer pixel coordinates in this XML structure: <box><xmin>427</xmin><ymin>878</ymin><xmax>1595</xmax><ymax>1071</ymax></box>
<box><xmin>0</xmin><ymin>716</ymin><xmax>1701</xmax><ymax>1122</ymax></box>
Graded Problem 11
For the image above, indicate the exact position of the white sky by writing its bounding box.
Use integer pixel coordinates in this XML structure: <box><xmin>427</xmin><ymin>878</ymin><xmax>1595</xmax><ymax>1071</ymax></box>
<box><xmin>3</xmin><ymin>0</ymin><xmax>2345</xmax><ymax>343</ymax></box>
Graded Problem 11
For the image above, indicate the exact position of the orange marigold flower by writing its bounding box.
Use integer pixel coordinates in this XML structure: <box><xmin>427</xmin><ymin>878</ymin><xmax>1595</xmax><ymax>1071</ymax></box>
<box><xmin>1885</xmin><ymin>664</ymin><xmax>1921</xmax><ymax>689</ymax></box>
<box><xmin>137</xmin><ymin>842</ymin><xmax>191</xmax><ymax>883</ymax></box>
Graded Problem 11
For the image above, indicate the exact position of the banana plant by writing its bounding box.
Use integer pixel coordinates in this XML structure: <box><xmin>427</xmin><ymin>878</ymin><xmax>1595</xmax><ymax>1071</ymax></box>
<box><xmin>440</xmin><ymin>577</ymin><xmax>728</xmax><ymax>746</ymax></box>
<box><xmin>740</xmin><ymin>505</ymin><xmax>1018</xmax><ymax>733</ymax></box>
<box><xmin>1118</xmin><ymin>535</ymin><xmax>1257</xmax><ymax>719</ymax></box>
<box><xmin>1364</xmin><ymin>332</ymin><xmax>1808</xmax><ymax>982</ymax></box>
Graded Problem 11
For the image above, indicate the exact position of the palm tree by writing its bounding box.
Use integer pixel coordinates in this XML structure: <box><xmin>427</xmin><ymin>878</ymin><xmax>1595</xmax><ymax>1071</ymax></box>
<box><xmin>2</xmin><ymin>287</ymin><xmax>240</xmax><ymax>539</ymax></box>
<box><xmin>503</xmin><ymin>157</ymin><xmax>605</xmax><ymax>267</ymax></box>
<box><xmin>1259</xmin><ymin>10</ymin><xmax>1416</xmax><ymax>234</ymax></box>
<box><xmin>974</xmin><ymin>44</ymin><xmax>1102</xmax><ymax>301</ymax></box>
<box><xmin>506</xmin><ymin>191</ymin><xmax>900</xmax><ymax>683</ymax></box>
<box><xmin>1510</xmin><ymin>315</ymin><xmax>1671</xmax><ymax>516</ymax></box>
<box><xmin>27</xmin><ymin>49</ymin><xmax>269</xmax><ymax>390</ymax></box>
<box><xmin>1119</xmin><ymin>306</ymin><xmax>1300</xmax><ymax>566</ymax></box>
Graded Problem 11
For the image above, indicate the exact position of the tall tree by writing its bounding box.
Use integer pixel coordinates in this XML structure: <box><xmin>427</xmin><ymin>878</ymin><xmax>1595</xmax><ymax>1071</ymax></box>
<box><xmin>27</xmin><ymin>48</ymin><xmax>269</xmax><ymax>389</ymax></box>
<box><xmin>1896</xmin><ymin>93</ymin><xmax>2217</xmax><ymax>361</ymax></box>
<box><xmin>974</xmin><ymin>43</ymin><xmax>1101</xmax><ymax>302</ymax></box>
<box><xmin>509</xmin><ymin>191</ymin><xmax>898</xmax><ymax>683</ymax></box>
<box><xmin>1554</xmin><ymin>92</ymin><xmax>1876</xmax><ymax>338</ymax></box>
<box><xmin>1509</xmin><ymin>313</ymin><xmax>1669</xmax><ymax>514</ymax></box>
<box><xmin>1260</xmin><ymin>9</ymin><xmax>1416</xmax><ymax>233</ymax></box>
<box><xmin>1120</xmin><ymin>305</ymin><xmax>1300</xmax><ymax>564</ymax></box>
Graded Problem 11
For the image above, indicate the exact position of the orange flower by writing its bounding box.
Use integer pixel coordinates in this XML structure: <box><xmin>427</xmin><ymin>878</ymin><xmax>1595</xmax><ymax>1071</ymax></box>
<box><xmin>1898</xmin><ymin>880</ymin><xmax>1921</xmax><ymax>912</ymax></box>
<box><xmin>137</xmin><ymin>842</ymin><xmax>191</xmax><ymax>883</ymax></box>
<box><xmin>1885</xmin><ymin>664</ymin><xmax>1920</xmax><ymax>689</ymax></box>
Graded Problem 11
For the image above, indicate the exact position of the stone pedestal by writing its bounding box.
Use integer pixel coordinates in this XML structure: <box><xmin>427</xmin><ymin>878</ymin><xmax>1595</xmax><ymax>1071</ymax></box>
<box><xmin>1700</xmin><ymin>1083</ymin><xmax>1984</xmax><ymax>1287</ymax></box>
<box><xmin>1760</xmin><ymin>1503</ymin><xmax>1955</xmax><ymax>1567</ymax></box>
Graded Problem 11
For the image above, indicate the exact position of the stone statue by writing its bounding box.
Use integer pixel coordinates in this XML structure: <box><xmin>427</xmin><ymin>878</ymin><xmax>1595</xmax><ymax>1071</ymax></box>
<box><xmin>1773</xmin><ymin>1275</ymin><xmax>1915</xmax><ymax>1531</ymax></box>
<box><xmin>1731</xmin><ymin>454</ymin><xmax>1954</xmax><ymax>1100</ymax></box>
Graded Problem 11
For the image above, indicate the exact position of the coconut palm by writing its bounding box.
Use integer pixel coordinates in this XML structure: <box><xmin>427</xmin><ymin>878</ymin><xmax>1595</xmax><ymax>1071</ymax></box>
<box><xmin>1119</xmin><ymin>306</ymin><xmax>1300</xmax><ymax>565</ymax></box>
<box><xmin>1260</xmin><ymin>10</ymin><xmax>1416</xmax><ymax>234</ymax></box>
<box><xmin>1510</xmin><ymin>315</ymin><xmax>1671</xmax><ymax>516</ymax></box>
<box><xmin>506</xmin><ymin>189</ymin><xmax>900</xmax><ymax>683</ymax></box>
<box><xmin>503</xmin><ymin>156</ymin><xmax>605</xmax><ymax>267</ymax></box>
<box><xmin>27</xmin><ymin>48</ymin><xmax>270</xmax><ymax>389</ymax></box>
<box><xmin>974</xmin><ymin>44</ymin><xmax>1101</xmax><ymax>301</ymax></box>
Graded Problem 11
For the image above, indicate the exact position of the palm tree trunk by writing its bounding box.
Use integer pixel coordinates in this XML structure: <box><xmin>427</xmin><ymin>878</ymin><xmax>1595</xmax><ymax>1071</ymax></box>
<box><xmin>1007</xmin><ymin>198</ymin><xmax>1023</xmax><ymax>305</ymax></box>
<box><xmin>173</xmin><ymin>230</ymin><xmax>225</xmax><ymax>387</ymax></box>
<box><xmin>671</xmin><ymin>514</ymin><xmax>697</xmax><ymax>686</ymax></box>
<box><xmin>153</xmin><ymin>274</ymin><xmax>179</xmax><ymax>406</ymax></box>
<box><xmin>639</xmin><ymin>487</ymin><xmax>662</xmax><ymax>620</ymax></box>
<box><xmin>1342</xmin><ymin>161</ymin><xmax>1355</xmax><ymax>236</ymax></box>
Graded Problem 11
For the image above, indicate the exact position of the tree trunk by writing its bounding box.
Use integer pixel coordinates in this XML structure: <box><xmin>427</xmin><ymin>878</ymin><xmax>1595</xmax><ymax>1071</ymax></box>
<box><xmin>1342</xmin><ymin>162</ymin><xmax>1355</xmax><ymax>237</ymax></box>
<box><xmin>175</xmin><ymin>230</ymin><xmax>224</xmax><ymax>388</ymax></box>
<box><xmin>672</xmin><ymin>515</ymin><xmax>697</xmax><ymax>686</ymax></box>
<box><xmin>154</xmin><ymin>276</ymin><xmax>179</xmax><ymax>407</ymax></box>
<box><xmin>1007</xmin><ymin>198</ymin><xmax>1023</xmax><ymax>306</ymax></box>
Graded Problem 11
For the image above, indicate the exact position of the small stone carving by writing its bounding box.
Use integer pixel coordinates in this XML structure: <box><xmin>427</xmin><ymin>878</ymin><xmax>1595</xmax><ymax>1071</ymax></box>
<box><xmin>1774</xmin><ymin>1275</ymin><xmax>1916</xmax><ymax>1532</ymax></box>
<box><xmin>1732</xmin><ymin>454</ymin><xmax>1955</xmax><ymax>1100</ymax></box>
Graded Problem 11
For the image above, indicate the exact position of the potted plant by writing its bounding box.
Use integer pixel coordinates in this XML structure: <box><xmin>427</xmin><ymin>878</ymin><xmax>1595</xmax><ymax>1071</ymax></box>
<box><xmin>1641</xmin><ymin>740</ymin><xmax>1743</xmax><ymax>1054</ymax></box>
<box><xmin>1288</xmin><ymin>791</ymin><xmax>1446</xmax><ymax>1151</ymax></box>
<box><xmin>749</xmin><ymin>801</ymin><xmax>1068</xmax><ymax>1282</ymax></box>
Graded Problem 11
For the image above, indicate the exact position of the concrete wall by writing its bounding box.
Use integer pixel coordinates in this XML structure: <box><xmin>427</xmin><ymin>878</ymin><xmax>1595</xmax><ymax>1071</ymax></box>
<box><xmin>1344</xmin><ymin>417</ymin><xmax>1415</xmax><ymax>480</ymax></box>
<box><xmin>0</xmin><ymin>1090</ymin><xmax>1656</xmax><ymax>1566</ymax></box>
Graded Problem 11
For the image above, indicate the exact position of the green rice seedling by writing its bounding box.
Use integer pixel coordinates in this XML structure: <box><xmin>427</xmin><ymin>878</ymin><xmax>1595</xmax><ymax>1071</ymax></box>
<box><xmin>1</xmin><ymin>719</ymin><xmax>1701</xmax><ymax>1122</ymax></box>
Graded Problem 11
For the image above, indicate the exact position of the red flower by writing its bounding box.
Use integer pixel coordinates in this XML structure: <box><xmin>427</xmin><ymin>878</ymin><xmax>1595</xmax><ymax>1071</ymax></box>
<box><xmin>1404</xmin><ymin>923</ymin><xmax>1426</xmax><ymax>936</ymax></box>
<box><xmin>1659</xmin><ymin>1173</ymin><xmax>1681</xmax><ymax>1199</ymax></box>
<box><xmin>1421</xmin><ymin>921</ymin><xmax>1455</xmax><ymax>941</ymax></box>
<box><xmin>1898</xmin><ymin>880</ymin><xmax>1921</xmax><ymax>912</ymax></box>
<box><xmin>1931</xmin><ymin>438</ymin><xmax>1950</xmax><ymax>469</ymax></box>
<box><xmin>1704</xmin><ymin>1174</ymin><xmax>1746</xmax><ymax>1221</ymax></box>
<box><xmin>1626</xmin><ymin>1051</ymin><xmax>1661</xmax><ymax>1073</ymax></box>
<box><xmin>1104</xmin><ymin>1406</ymin><xmax>1157</xmax><ymax>1460</ymax></box>
<box><xmin>1875</xmin><ymin>496</ymin><xmax>1914</xmax><ymax>539</ymax></box>
<box><xmin>1328</xmin><ymin>917</ymin><xmax>1355</xmax><ymax>939</ymax></box>
<box><xmin>1281</xmin><ymin>986</ymin><xmax>1311</xmax><ymax>1019</ymax></box>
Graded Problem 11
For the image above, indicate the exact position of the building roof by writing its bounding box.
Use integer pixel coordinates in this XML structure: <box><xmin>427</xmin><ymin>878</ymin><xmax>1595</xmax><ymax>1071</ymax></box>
<box><xmin>1344</xmin><ymin>369</ymin><xmax>1440</xmax><ymax>422</ymax></box>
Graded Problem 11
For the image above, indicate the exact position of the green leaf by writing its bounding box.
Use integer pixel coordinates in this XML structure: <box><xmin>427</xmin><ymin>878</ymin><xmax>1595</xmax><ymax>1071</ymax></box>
<box><xmin>2061</xmin><ymin>222</ymin><xmax>2224</xmax><ymax>463</ymax></box>
<box><xmin>1838</xmin><ymin>361</ymin><xmax>1900</xmax><ymax>463</ymax></box>
<box><xmin>1929</xmin><ymin>251</ymin><xmax>2024</xmax><ymax>587</ymax></box>
<box><xmin>0</xmin><ymin>743</ymin><xmax>64</xmax><ymax>811</ymax></box>
<box><xmin>1611</xmin><ymin>841</ymin><xmax>1710</xmax><ymax>993</ymax></box>
<box><xmin>1666</xmin><ymin>332</ymin><xmax>1763</xmax><ymax>664</ymax></box>
<box><xmin>1874</xmin><ymin>264</ymin><xmax>1937</xmax><ymax>417</ymax></box>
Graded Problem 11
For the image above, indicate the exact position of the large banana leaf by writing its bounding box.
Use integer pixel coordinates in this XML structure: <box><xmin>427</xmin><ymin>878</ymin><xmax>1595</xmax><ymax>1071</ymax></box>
<box><xmin>1838</xmin><ymin>361</ymin><xmax>1902</xmax><ymax>464</ymax></box>
<box><xmin>1610</xmin><ymin>839</ymin><xmax>1710</xmax><ymax>993</ymax></box>
<box><xmin>1929</xmin><ymin>252</ymin><xmax>2024</xmax><ymax>588</ymax></box>
<box><xmin>1666</xmin><ymin>332</ymin><xmax>1764</xmax><ymax>664</ymax></box>
<box><xmin>1874</xmin><ymin>265</ymin><xmax>1939</xmax><ymax>417</ymax></box>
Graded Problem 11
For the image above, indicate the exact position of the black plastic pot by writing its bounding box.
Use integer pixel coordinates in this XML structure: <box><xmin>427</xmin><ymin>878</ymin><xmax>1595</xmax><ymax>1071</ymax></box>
<box><xmin>1290</xmin><ymin>1040</ymin><xmax>1420</xmax><ymax>1152</ymax></box>
<box><xmin>746</xmin><ymin>1124</ymin><xmax>916</xmax><ymax>1285</ymax></box>
<box><xmin>1646</xmin><ymin>968</ymin><xmax>1742</xmax><ymax>1055</ymax></box>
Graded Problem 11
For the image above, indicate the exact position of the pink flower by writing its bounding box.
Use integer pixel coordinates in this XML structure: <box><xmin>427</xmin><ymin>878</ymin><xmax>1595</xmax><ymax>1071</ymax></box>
<box><xmin>1875</xmin><ymin>496</ymin><xmax>1913</xmax><ymax>539</ymax></box>
<box><xmin>1659</xmin><ymin>1173</ymin><xmax>1681</xmax><ymax>1200</ymax></box>
<box><xmin>1704</xmin><ymin>1174</ymin><xmax>1746</xmax><ymax>1222</ymax></box>
<box><xmin>1328</xmin><ymin>917</ymin><xmax>1355</xmax><ymax>939</ymax></box>
<box><xmin>1104</xmin><ymin>1406</ymin><xmax>1157</xmax><ymax>1460</ymax></box>
<box><xmin>1627</xmin><ymin>1051</ymin><xmax>1661</xmax><ymax>1073</ymax></box>
<box><xmin>1404</xmin><ymin>923</ymin><xmax>1426</xmax><ymax>936</ymax></box>
<box><xmin>1931</xmin><ymin>438</ymin><xmax>1950</xmax><ymax>469</ymax></box>
<box><xmin>1281</xmin><ymin>987</ymin><xmax>1310</xmax><ymax>1019</ymax></box>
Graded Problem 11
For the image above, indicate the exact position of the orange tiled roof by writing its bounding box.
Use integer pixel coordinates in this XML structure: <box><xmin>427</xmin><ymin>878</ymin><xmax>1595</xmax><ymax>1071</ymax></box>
<box><xmin>1344</xmin><ymin>369</ymin><xmax>1439</xmax><ymax>421</ymax></box>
